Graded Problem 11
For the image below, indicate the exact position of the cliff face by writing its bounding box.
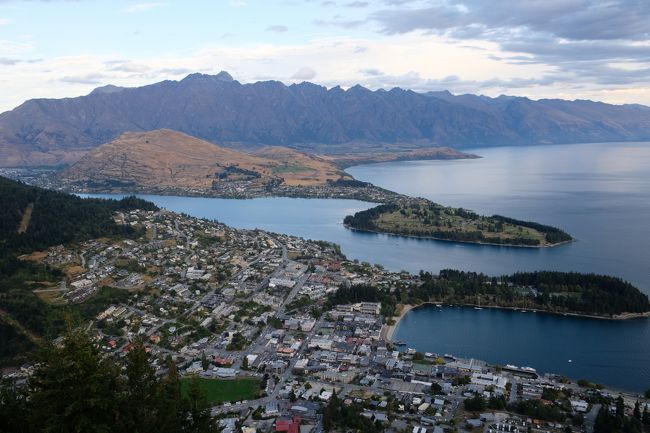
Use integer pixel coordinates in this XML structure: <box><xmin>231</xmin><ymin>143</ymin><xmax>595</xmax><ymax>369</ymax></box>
<box><xmin>57</xmin><ymin>129</ymin><xmax>351</xmax><ymax>189</ymax></box>
<box><xmin>2</xmin><ymin>71</ymin><xmax>650</xmax><ymax>166</ymax></box>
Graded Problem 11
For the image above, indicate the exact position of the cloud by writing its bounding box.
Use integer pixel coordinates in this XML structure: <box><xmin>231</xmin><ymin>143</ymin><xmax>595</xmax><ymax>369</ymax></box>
<box><xmin>266</xmin><ymin>25</ymin><xmax>288</xmax><ymax>33</ymax></box>
<box><xmin>60</xmin><ymin>73</ymin><xmax>108</xmax><ymax>85</ymax></box>
<box><xmin>291</xmin><ymin>66</ymin><xmax>317</xmax><ymax>80</ymax></box>
<box><xmin>368</xmin><ymin>0</ymin><xmax>650</xmax><ymax>93</ymax></box>
<box><xmin>345</xmin><ymin>1</ymin><xmax>368</xmax><ymax>7</ymax></box>
<box><xmin>0</xmin><ymin>57</ymin><xmax>41</xmax><ymax>65</ymax></box>
<box><xmin>359</xmin><ymin>68</ymin><xmax>384</xmax><ymax>76</ymax></box>
<box><xmin>121</xmin><ymin>2</ymin><xmax>166</xmax><ymax>14</ymax></box>
<box><xmin>314</xmin><ymin>17</ymin><xmax>366</xmax><ymax>29</ymax></box>
<box><xmin>0</xmin><ymin>18</ymin><xmax>9</xmax><ymax>26</ymax></box>
<box><xmin>106</xmin><ymin>61</ymin><xmax>151</xmax><ymax>73</ymax></box>
<box><xmin>372</xmin><ymin>0</ymin><xmax>650</xmax><ymax>41</ymax></box>
<box><xmin>0</xmin><ymin>57</ymin><xmax>20</xmax><ymax>65</ymax></box>
<box><xmin>158</xmin><ymin>67</ymin><xmax>193</xmax><ymax>75</ymax></box>
<box><xmin>0</xmin><ymin>39</ymin><xmax>33</xmax><ymax>54</ymax></box>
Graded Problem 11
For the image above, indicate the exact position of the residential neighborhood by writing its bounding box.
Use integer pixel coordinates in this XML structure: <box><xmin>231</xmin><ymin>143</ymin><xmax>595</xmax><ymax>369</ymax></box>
<box><xmin>3</xmin><ymin>208</ymin><xmax>649</xmax><ymax>433</ymax></box>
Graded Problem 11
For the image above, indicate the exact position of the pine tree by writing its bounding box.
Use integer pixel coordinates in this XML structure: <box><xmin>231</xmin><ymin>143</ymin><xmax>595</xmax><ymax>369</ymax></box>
<box><xmin>118</xmin><ymin>339</ymin><xmax>159</xmax><ymax>433</ymax></box>
<box><xmin>616</xmin><ymin>395</ymin><xmax>626</xmax><ymax>420</ymax></box>
<box><xmin>0</xmin><ymin>378</ymin><xmax>31</xmax><ymax>433</ymax></box>
<box><xmin>633</xmin><ymin>401</ymin><xmax>641</xmax><ymax>420</ymax></box>
<box><xmin>184</xmin><ymin>379</ymin><xmax>219</xmax><ymax>433</ymax></box>
<box><xmin>201</xmin><ymin>351</ymin><xmax>209</xmax><ymax>371</ymax></box>
<box><xmin>28</xmin><ymin>328</ymin><xmax>122</xmax><ymax>433</ymax></box>
<box><xmin>643</xmin><ymin>405</ymin><xmax>649</xmax><ymax>426</ymax></box>
<box><xmin>155</xmin><ymin>359</ymin><xmax>186</xmax><ymax>433</ymax></box>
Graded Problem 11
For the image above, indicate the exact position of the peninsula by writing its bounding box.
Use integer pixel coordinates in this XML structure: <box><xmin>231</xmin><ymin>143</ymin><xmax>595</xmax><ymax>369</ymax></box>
<box><xmin>344</xmin><ymin>200</ymin><xmax>573</xmax><ymax>247</ymax></box>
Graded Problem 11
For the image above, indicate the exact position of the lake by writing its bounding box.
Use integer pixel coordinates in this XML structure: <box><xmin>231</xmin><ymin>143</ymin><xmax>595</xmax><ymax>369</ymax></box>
<box><xmin>86</xmin><ymin>140</ymin><xmax>650</xmax><ymax>392</ymax></box>
<box><xmin>393</xmin><ymin>305</ymin><xmax>650</xmax><ymax>393</ymax></box>
<box><xmin>92</xmin><ymin>141</ymin><xmax>650</xmax><ymax>294</ymax></box>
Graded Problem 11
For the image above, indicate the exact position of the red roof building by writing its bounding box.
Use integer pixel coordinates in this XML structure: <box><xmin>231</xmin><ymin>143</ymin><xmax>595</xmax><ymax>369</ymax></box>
<box><xmin>275</xmin><ymin>416</ymin><xmax>301</xmax><ymax>433</ymax></box>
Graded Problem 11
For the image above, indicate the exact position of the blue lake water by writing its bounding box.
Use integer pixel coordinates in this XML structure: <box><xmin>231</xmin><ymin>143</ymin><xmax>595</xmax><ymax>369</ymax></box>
<box><xmin>92</xmin><ymin>141</ymin><xmax>650</xmax><ymax>294</ymax></box>
<box><xmin>86</xmin><ymin>141</ymin><xmax>650</xmax><ymax>391</ymax></box>
<box><xmin>393</xmin><ymin>305</ymin><xmax>650</xmax><ymax>393</ymax></box>
<box><xmin>348</xmin><ymin>141</ymin><xmax>650</xmax><ymax>293</ymax></box>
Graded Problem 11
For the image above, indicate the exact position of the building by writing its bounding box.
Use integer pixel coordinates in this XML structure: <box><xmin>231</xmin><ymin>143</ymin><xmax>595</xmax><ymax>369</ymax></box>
<box><xmin>276</xmin><ymin>416</ymin><xmax>301</xmax><ymax>433</ymax></box>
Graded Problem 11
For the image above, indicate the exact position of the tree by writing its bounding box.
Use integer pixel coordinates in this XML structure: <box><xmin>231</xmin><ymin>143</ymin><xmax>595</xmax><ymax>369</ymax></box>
<box><xmin>430</xmin><ymin>382</ymin><xmax>443</xmax><ymax>395</ymax></box>
<box><xmin>156</xmin><ymin>360</ymin><xmax>186</xmax><ymax>433</ymax></box>
<box><xmin>464</xmin><ymin>394</ymin><xmax>486</xmax><ymax>412</ymax></box>
<box><xmin>201</xmin><ymin>351</ymin><xmax>209</xmax><ymax>371</ymax></box>
<box><xmin>616</xmin><ymin>396</ymin><xmax>625</xmax><ymax>420</ymax></box>
<box><xmin>633</xmin><ymin>401</ymin><xmax>641</xmax><ymax>420</ymax></box>
<box><xmin>184</xmin><ymin>379</ymin><xmax>219</xmax><ymax>433</ymax></box>
<box><xmin>28</xmin><ymin>328</ymin><xmax>123</xmax><ymax>433</ymax></box>
<box><xmin>242</xmin><ymin>355</ymin><xmax>249</xmax><ymax>370</ymax></box>
<box><xmin>119</xmin><ymin>339</ymin><xmax>159</xmax><ymax>433</ymax></box>
<box><xmin>0</xmin><ymin>379</ymin><xmax>30</xmax><ymax>433</ymax></box>
<box><xmin>645</xmin><ymin>389</ymin><xmax>650</xmax><ymax>399</ymax></box>
<box><xmin>642</xmin><ymin>405</ymin><xmax>649</xmax><ymax>425</ymax></box>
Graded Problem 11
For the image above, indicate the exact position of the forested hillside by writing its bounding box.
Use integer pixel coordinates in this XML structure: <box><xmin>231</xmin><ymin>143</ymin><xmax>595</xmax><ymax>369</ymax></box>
<box><xmin>326</xmin><ymin>270</ymin><xmax>650</xmax><ymax>317</ymax></box>
<box><xmin>0</xmin><ymin>176</ymin><xmax>157</xmax><ymax>362</ymax></box>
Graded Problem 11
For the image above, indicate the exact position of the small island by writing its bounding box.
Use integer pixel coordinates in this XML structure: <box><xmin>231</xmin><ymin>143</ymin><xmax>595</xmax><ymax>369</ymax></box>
<box><xmin>344</xmin><ymin>200</ymin><xmax>573</xmax><ymax>247</ymax></box>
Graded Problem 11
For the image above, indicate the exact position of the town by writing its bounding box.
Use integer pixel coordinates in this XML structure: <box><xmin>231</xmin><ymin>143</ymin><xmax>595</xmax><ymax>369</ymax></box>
<box><xmin>3</xmin><ymin>207</ymin><xmax>649</xmax><ymax>433</ymax></box>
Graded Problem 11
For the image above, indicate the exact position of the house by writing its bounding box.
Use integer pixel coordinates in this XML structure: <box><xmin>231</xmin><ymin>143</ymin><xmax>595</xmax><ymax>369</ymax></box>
<box><xmin>570</xmin><ymin>400</ymin><xmax>589</xmax><ymax>413</ymax></box>
<box><xmin>276</xmin><ymin>416</ymin><xmax>301</xmax><ymax>433</ymax></box>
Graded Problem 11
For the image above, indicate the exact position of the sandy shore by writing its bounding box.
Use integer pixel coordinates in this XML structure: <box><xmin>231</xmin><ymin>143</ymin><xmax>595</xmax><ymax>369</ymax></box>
<box><xmin>382</xmin><ymin>304</ymin><xmax>416</xmax><ymax>342</ymax></box>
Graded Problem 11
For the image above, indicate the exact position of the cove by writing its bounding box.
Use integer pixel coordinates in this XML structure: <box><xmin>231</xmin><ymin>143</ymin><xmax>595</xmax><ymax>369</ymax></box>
<box><xmin>392</xmin><ymin>305</ymin><xmax>650</xmax><ymax>393</ymax></box>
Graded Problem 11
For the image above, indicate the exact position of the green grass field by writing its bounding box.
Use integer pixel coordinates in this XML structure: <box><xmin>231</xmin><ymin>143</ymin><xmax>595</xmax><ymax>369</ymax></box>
<box><xmin>180</xmin><ymin>377</ymin><xmax>261</xmax><ymax>403</ymax></box>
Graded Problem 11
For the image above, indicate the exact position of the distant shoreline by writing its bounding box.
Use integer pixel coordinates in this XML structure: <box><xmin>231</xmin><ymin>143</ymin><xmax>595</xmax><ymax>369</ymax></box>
<box><xmin>384</xmin><ymin>303</ymin><xmax>650</xmax><ymax>342</ymax></box>
<box><xmin>345</xmin><ymin>225</ymin><xmax>574</xmax><ymax>249</ymax></box>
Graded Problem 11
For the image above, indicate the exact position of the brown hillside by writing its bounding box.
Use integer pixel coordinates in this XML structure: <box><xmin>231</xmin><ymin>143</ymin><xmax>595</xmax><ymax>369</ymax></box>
<box><xmin>58</xmin><ymin>129</ymin><xmax>351</xmax><ymax>189</ymax></box>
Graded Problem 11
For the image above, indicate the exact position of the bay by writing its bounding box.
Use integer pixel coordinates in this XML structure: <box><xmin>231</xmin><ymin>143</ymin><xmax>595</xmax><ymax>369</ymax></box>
<box><xmin>393</xmin><ymin>305</ymin><xmax>650</xmax><ymax>392</ymax></box>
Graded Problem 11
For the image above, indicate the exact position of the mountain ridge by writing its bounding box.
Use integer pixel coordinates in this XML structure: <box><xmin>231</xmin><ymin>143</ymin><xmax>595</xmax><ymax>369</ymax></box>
<box><xmin>1</xmin><ymin>71</ymin><xmax>650</xmax><ymax>166</ymax></box>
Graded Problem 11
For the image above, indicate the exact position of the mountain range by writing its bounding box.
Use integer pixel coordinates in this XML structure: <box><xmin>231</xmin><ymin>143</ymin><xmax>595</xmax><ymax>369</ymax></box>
<box><xmin>1</xmin><ymin>71</ymin><xmax>650</xmax><ymax>167</ymax></box>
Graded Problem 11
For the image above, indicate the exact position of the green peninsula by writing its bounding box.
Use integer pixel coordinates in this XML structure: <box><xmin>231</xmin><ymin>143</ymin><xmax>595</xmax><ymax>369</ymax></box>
<box><xmin>344</xmin><ymin>200</ymin><xmax>572</xmax><ymax>247</ymax></box>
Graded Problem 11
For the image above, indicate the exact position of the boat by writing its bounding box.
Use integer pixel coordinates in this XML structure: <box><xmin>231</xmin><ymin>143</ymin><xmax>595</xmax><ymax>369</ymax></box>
<box><xmin>474</xmin><ymin>306</ymin><xmax>483</xmax><ymax>310</ymax></box>
<box><xmin>435</xmin><ymin>304</ymin><xmax>442</xmax><ymax>308</ymax></box>
<box><xmin>568</xmin><ymin>359</ymin><xmax>573</xmax><ymax>363</ymax></box>
<box><xmin>394</xmin><ymin>340</ymin><xmax>406</xmax><ymax>346</ymax></box>
<box><xmin>503</xmin><ymin>364</ymin><xmax>539</xmax><ymax>378</ymax></box>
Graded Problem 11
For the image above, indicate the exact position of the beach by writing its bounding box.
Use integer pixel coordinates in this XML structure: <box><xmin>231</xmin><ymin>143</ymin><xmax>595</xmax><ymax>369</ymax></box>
<box><xmin>382</xmin><ymin>303</ymin><xmax>415</xmax><ymax>341</ymax></box>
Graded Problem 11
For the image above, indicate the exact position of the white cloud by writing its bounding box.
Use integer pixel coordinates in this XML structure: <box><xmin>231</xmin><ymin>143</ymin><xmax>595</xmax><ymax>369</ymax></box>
<box><xmin>0</xmin><ymin>39</ymin><xmax>33</xmax><ymax>54</ymax></box>
<box><xmin>266</xmin><ymin>25</ymin><xmax>288</xmax><ymax>33</ymax></box>
<box><xmin>0</xmin><ymin>18</ymin><xmax>10</xmax><ymax>26</ymax></box>
<box><xmin>291</xmin><ymin>66</ymin><xmax>317</xmax><ymax>80</ymax></box>
<box><xmin>121</xmin><ymin>2</ymin><xmax>166</xmax><ymax>14</ymax></box>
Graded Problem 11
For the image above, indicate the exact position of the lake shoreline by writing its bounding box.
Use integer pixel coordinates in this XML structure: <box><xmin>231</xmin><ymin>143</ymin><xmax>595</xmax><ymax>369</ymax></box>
<box><xmin>385</xmin><ymin>303</ymin><xmax>650</xmax><ymax>342</ymax></box>
<box><xmin>344</xmin><ymin>225</ymin><xmax>574</xmax><ymax>249</ymax></box>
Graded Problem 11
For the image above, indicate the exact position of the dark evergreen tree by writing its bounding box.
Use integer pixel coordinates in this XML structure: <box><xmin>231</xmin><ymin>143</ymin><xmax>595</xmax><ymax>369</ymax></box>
<box><xmin>184</xmin><ymin>379</ymin><xmax>220</xmax><ymax>433</ymax></box>
<box><xmin>118</xmin><ymin>340</ymin><xmax>160</xmax><ymax>433</ymax></box>
<box><xmin>27</xmin><ymin>329</ymin><xmax>122</xmax><ymax>433</ymax></box>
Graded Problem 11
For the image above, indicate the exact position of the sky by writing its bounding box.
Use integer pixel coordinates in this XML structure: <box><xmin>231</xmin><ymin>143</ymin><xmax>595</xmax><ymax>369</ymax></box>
<box><xmin>1</xmin><ymin>0</ymin><xmax>650</xmax><ymax>112</ymax></box>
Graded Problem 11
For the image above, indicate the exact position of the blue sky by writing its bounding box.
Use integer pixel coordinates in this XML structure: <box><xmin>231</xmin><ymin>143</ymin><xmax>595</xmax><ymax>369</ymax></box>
<box><xmin>1</xmin><ymin>0</ymin><xmax>650</xmax><ymax>111</ymax></box>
